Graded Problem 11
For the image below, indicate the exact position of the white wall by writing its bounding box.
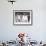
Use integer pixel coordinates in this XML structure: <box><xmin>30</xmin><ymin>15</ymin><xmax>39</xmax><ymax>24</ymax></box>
<box><xmin>0</xmin><ymin>0</ymin><xmax>46</xmax><ymax>42</ymax></box>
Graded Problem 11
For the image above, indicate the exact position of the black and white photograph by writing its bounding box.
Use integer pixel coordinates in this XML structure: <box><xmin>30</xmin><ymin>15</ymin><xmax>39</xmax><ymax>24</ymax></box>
<box><xmin>13</xmin><ymin>10</ymin><xmax>32</xmax><ymax>25</ymax></box>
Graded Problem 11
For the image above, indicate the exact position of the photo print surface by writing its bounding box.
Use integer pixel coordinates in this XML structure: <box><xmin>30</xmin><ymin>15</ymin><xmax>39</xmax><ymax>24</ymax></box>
<box><xmin>13</xmin><ymin>10</ymin><xmax>32</xmax><ymax>25</ymax></box>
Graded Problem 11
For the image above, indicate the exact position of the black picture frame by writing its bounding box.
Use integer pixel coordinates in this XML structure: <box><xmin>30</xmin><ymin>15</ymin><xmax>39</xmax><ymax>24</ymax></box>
<box><xmin>13</xmin><ymin>10</ymin><xmax>33</xmax><ymax>26</ymax></box>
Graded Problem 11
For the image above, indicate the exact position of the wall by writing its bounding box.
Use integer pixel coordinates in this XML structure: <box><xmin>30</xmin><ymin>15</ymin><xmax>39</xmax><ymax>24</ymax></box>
<box><xmin>0</xmin><ymin>0</ymin><xmax>46</xmax><ymax>42</ymax></box>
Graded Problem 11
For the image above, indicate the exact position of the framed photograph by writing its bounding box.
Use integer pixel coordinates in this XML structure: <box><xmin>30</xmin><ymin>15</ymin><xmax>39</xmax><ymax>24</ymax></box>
<box><xmin>13</xmin><ymin>10</ymin><xmax>33</xmax><ymax>25</ymax></box>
